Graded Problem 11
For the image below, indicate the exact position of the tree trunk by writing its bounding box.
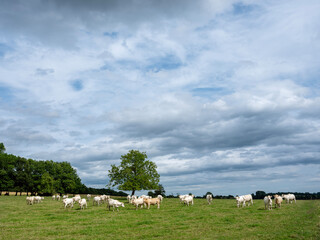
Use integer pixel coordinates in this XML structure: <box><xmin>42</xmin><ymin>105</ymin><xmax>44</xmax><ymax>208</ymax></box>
<box><xmin>15</xmin><ymin>191</ymin><xmax>18</xmax><ymax>196</ymax></box>
<box><xmin>131</xmin><ymin>189</ymin><xmax>135</xmax><ymax>196</ymax></box>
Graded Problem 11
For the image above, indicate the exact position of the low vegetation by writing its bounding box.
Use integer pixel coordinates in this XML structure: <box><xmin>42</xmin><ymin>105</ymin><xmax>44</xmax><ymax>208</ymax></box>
<box><xmin>0</xmin><ymin>196</ymin><xmax>319</xmax><ymax>239</ymax></box>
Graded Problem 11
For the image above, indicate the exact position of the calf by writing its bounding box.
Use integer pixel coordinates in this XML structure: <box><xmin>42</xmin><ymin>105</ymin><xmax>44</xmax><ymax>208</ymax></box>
<box><xmin>206</xmin><ymin>194</ymin><xmax>213</xmax><ymax>205</ymax></box>
<box><xmin>26</xmin><ymin>196</ymin><xmax>35</xmax><ymax>205</ymax></box>
<box><xmin>264</xmin><ymin>195</ymin><xmax>272</xmax><ymax>210</ymax></box>
<box><xmin>274</xmin><ymin>194</ymin><xmax>283</xmax><ymax>208</ymax></box>
<box><xmin>78</xmin><ymin>199</ymin><xmax>87</xmax><ymax>210</ymax></box>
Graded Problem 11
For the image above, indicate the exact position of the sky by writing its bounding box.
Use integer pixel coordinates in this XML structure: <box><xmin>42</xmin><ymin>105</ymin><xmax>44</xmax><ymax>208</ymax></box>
<box><xmin>0</xmin><ymin>0</ymin><xmax>320</xmax><ymax>197</ymax></box>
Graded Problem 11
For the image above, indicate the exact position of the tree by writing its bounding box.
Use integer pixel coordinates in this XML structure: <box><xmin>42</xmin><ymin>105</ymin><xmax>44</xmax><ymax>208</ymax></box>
<box><xmin>154</xmin><ymin>184</ymin><xmax>166</xmax><ymax>197</ymax></box>
<box><xmin>0</xmin><ymin>143</ymin><xmax>5</xmax><ymax>153</ymax></box>
<box><xmin>39</xmin><ymin>172</ymin><xmax>54</xmax><ymax>195</ymax></box>
<box><xmin>108</xmin><ymin>150</ymin><xmax>160</xmax><ymax>195</ymax></box>
<box><xmin>255</xmin><ymin>190</ymin><xmax>266</xmax><ymax>199</ymax></box>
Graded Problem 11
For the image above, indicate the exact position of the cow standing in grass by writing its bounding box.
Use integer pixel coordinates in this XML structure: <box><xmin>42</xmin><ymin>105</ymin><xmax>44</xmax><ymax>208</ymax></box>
<box><xmin>264</xmin><ymin>196</ymin><xmax>272</xmax><ymax>210</ymax></box>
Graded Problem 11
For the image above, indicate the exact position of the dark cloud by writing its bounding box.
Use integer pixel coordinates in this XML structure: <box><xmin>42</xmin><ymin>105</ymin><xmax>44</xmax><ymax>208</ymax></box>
<box><xmin>0</xmin><ymin>0</ymin><xmax>231</xmax><ymax>48</ymax></box>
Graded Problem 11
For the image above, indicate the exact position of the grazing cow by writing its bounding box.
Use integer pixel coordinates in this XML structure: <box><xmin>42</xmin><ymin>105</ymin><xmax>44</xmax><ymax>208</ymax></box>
<box><xmin>131</xmin><ymin>197</ymin><xmax>145</xmax><ymax>210</ymax></box>
<box><xmin>235</xmin><ymin>196</ymin><xmax>244</xmax><ymax>208</ymax></box>
<box><xmin>78</xmin><ymin>199</ymin><xmax>87</xmax><ymax>210</ymax></box>
<box><xmin>264</xmin><ymin>196</ymin><xmax>272</xmax><ymax>210</ymax></box>
<box><xmin>179</xmin><ymin>195</ymin><xmax>189</xmax><ymax>203</ymax></box>
<box><xmin>26</xmin><ymin>196</ymin><xmax>35</xmax><ymax>205</ymax></box>
<box><xmin>206</xmin><ymin>194</ymin><xmax>213</xmax><ymax>205</ymax></box>
<box><xmin>100</xmin><ymin>195</ymin><xmax>110</xmax><ymax>203</ymax></box>
<box><xmin>63</xmin><ymin>198</ymin><xmax>74</xmax><ymax>209</ymax></box>
<box><xmin>56</xmin><ymin>195</ymin><xmax>61</xmax><ymax>201</ymax></box>
<box><xmin>63</xmin><ymin>195</ymin><xmax>68</xmax><ymax>199</ymax></box>
<box><xmin>144</xmin><ymin>198</ymin><xmax>160</xmax><ymax>209</ymax></box>
<box><xmin>107</xmin><ymin>198</ymin><xmax>125</xmax><ymax>211</ymax></box>
<box><xmin>182</xmin><ymin>195</ymin><xmax>194</xmax><ymax>206</ymax></box>
<box><xmin>127</xmin><ymin>195</ymin><xmax>132</xmax><ymax>203</ymax></box>
<box><xmin>236</xmin><ymin>194</ymin><xmax>253</xmax><ymax>207</ymax></box>
<box><xmin>282</xmin><ymin>194</ymin><xmax>296</xmax><ymax>204</ymax></box>
<box><xmin>87</xmin><ymin>194</ymin><xmax>91</xmax><ymax>201</ymax></box>
<box><xmin>34</xmin><ymin>196</ymin><xmax>42</xmax><ymax>203</ymax></box>
<box><xmin>52</xmin><ymin>195</ymin><xmax>56</xmax><ymax>200</ymax></box>
<box><xmin>274</xmin><ymin>195</ymin><xmax>283</xmax><ymax>208</ymax></box>
<box><xmin>93</xmin><ymin>196</ymin><xmax>102</xmax><ymax>206</ymax></box>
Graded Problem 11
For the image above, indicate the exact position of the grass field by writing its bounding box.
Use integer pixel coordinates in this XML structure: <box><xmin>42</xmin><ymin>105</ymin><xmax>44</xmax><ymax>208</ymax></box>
<box><xmin>0</xmin><ymin>196</ymin><xmax>319</xmax><ymax>240</ymax></box>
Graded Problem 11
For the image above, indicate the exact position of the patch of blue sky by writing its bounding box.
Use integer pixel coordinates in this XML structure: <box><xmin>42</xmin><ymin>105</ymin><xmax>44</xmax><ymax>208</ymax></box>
<box><xmin>99</xmin><ymin>63</ymin><xmax>114</xmax><ymax>71</ymax></box>
<box><xmin>70</xmin><ymin>79</ymin><xmax>84</xmax><ymax>91</ymax></box>
<box><xmin>103</xmin><ymin>32</ymin><xmax>118</xmax><ymax>38</ymax></box>
<box><xmin>0</xmin><ymin>43</ymin><xmax>13</xmax><ymax>58</ymax></box>
<box><xmin>232</xmin><ymin>2</ymin><xmax>259</xmax><ymax>16</ymax></box>
<box><xmin>115</xmin><ymin>59</ymin><xmax>141</xmax><ymax>70</ymax></box>
<box><xmin>0</xmin><ymin>84</ymin><xmax>14</xmax><ymax>101</ymax></box>
<box><xmin>145</xmin><ymin>54</ymin><xmax>183</xmax><ymax>72</ymax></box>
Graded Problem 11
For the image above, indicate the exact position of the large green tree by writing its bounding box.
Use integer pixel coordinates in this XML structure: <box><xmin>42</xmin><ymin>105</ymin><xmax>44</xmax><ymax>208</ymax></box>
<box><xmin>108</xmin><ymin>150</ymin><xmax>160</xmax><ymax>195</ymax></box>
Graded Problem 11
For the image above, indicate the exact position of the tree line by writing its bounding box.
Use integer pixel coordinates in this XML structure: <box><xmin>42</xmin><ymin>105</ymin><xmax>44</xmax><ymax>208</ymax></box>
<box><xmin>0</xmin><ymin>143</ymin><xmax>126</xmax><ymax>196</ymax></box>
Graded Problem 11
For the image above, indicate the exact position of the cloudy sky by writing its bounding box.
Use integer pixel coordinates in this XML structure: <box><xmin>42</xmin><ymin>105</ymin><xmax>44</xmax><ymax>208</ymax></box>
<box><xmin>1</xmin><ymin>0</ymin><xmax>320</xmax><ymax>196</ymax></box>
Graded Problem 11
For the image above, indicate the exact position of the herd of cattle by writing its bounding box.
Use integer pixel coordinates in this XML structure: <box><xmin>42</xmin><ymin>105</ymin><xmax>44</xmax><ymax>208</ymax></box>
<box><xmin>234</xmin><ymin>193</ymin><xmax>296</xmax><ymax>210</ymax></box>
<box><xmin>26</xmin><ymin>193</ymin><xmax>297</xmax><ymax>211</ymax></box>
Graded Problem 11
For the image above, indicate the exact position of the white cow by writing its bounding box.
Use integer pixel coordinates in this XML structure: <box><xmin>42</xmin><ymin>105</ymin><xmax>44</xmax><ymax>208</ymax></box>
<box><xmin>26</xmin><ymin>196</ymin><xmax>35</xmax><ymax>205</ymax></box>
<box><xmin>179</xmin><ymin>195</ymin><xmax>189</xmax><ymax>203</ymax></box>
<box><xmin>264</xmin><ymin>195</ymin><xmax>272</xmax><ymax>210</ymax></box>
<box><xmin>93</xmin><ymin>196</ymin><xmax>102</xmax><ymax>206</ymax></box>
<box><xmin>107</xmin><ymin>198</ymin><xmax>125</xmax><ymax>211</ymax></box>
<box><xmin>100</xmin><ymin>195</ymin><xmax>110</xmax><ymax>203</ymax></box>
<box><xmin>56</xmin><ymin>195</ymin><xmax>60</xmax><ymax>201</ymax></box>
<box><xmin>127</xmin><ymin>195</ymin><xmax>132</xmax><ymax>203</ymax></box>
<box><xmin>63</xmin><ymin>198</ymin><xmax>74</xmax><ymax>209</ymax></box>
<box><xmin>87</xmin><ymin>194</ymin><xmax>91</xmax><ymax>201</ymax></box>
<box><xmin>52</xmin><ymin>195</ymin><xmax>56</xmax><ymax>200</ymax></box>
<box><xmin>34</xmin><ymin>196</ymin><xmax>42</xmax><ymax>203</ymax></box>
<box><xmin>282</xmin><ymin>194</ymin><xmax>296</xmax><ymax>204</ymax></box>
<box><xmin>63</xmin><ymin>194</ymin><xmax>68</xmax><ymax>199</ymax></box>
<box><xmin>206</xmin><ymin>194</ymin><xmax>213</xmax><ymax>205</ymax></box>
<box><xmin>131</xmin><ymin>197</ymin><xmax>145</xmax><ymax>210</ymax></box>
<box><xmin>236</xmin><ymin>194</ymin><xmax>253</xmax><ymax>207</ymax></box>
<box><xmin>182</xmin><ymin>195</ymin><xmax>194</xmax><ymax>206</ymax></box>
<box><xmin>78</xmin><ymin>199</ymin><xmax>87</xmax><ymax>210</ymax></box>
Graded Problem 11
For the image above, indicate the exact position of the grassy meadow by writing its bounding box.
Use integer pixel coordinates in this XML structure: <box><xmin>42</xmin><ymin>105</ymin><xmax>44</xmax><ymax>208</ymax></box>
<box><xmin>0</xmin><ymin>196</ymin><xmax>319</xmax><ymax>240</ymax></box>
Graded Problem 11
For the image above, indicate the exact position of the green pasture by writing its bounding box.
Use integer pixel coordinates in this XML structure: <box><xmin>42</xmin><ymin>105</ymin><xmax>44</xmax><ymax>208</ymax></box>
<box><xmin>0</xmin><ymin>196</ymin><xmax>319</xmax><ymax>239</ymax></box>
